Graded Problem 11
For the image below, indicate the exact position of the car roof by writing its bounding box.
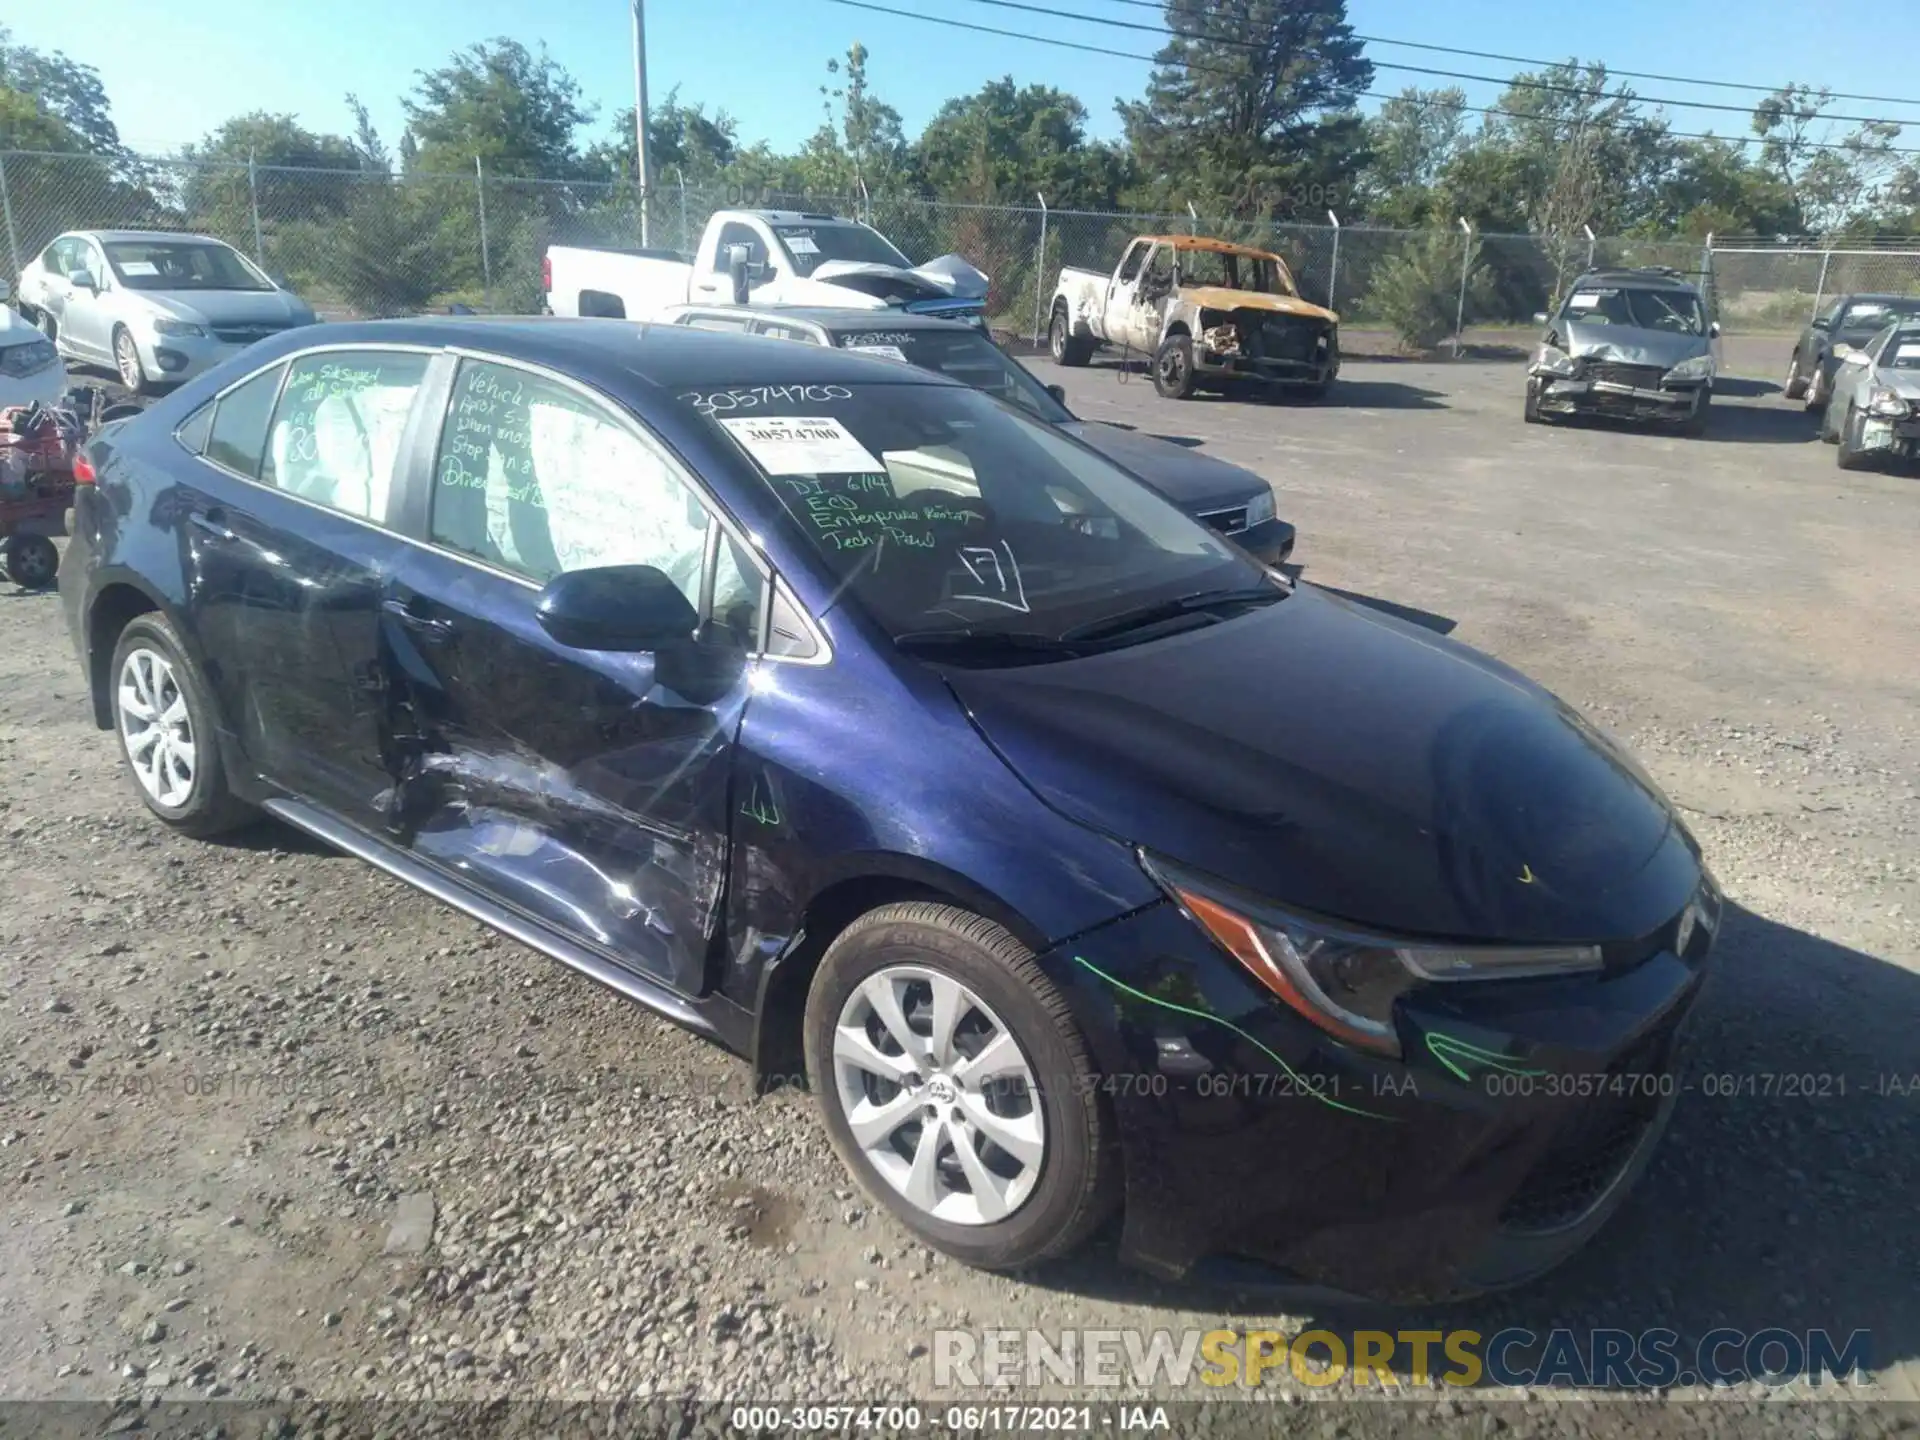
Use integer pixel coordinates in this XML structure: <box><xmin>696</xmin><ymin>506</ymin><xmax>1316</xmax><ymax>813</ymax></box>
<box><xmin>70</xmin><ymin>229</ymin><xmax>229</xmax><ymax>246</ymax></box>
<box><xmin>240</xmin><ymin>316</ymin><xmax>961</xmax><ymax>396</ymax></box>
<box><xmin>1135</xmin><ymin>235</ymin><xmax>1287</xmax><ymax>262</ymax></box>
<box><xmin>1839</xmin><ymin>293</ymin><xmax>1920</xmax><ymax>305</ymax></box>
<box><xmin>1571</xmin><ymin>268</ymin><xmax>1700</xmax><ymax>293</ymax></box>
<box><xmin>676</xmin><ymin>305</ymin><xmax>981</xmax><ymax>334</ymax></box>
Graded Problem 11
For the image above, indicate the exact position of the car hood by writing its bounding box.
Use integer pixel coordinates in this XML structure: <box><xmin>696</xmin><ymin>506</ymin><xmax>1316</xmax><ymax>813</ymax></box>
<box><xmin>1179</xmin><ymin>287</ymin><xmax>1338</xmax><ymax>324</ymax></box>
<box><xmin>806</xmin><ymin>254</ymin><xmax>991</xmax><ymax>310</ymax></box>
<box><xmin>133</xmin><ymin>289</ymin><xmax>310</xmax><ymax>328</ymax></box>
<box><xmin>0</xmin><ymin>303</ymin><xmax>44</xmax><ymax>345</ymax></box>
<box><xmin>944</xmin><ymin>585</ymin><xmax>1701</xmax><ymax>944</ymax></box>
<box><xmin>1561</xmin><ymin>320</ymin><xmax>1707</xmax><ymax>368</ymax></box>
<box><xmin>1060</xmin><ymin>420</ymin><xmax>1268</xmax><ymax>508</ymax></box>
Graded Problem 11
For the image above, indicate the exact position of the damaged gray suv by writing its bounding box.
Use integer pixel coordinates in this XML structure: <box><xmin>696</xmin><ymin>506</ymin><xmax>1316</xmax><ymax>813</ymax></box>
<box><xmin>1525</xmin><ymin>268</ymin><xmax>1720</xmax><ymax>436</ymax></box>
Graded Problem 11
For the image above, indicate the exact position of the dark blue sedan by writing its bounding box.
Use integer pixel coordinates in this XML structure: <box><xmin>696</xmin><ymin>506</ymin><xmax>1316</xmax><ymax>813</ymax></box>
<box><xmin>60</xmin><ymin>318</ymin><xmax>1719</xmax><ymax>1300</ymax></box>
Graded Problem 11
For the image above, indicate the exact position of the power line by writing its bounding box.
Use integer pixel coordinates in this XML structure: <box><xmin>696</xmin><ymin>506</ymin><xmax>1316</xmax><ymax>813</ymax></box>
<box><xmin>950</xmin><ymin>0</ymin><xmax>1920</xmax><ymax>129</ymax></box>
<box><xmin>1073</xmin><ymin>0</ymin><xmax>1920</xmax><ymax>109</ymax></box>
<box><xmin>819</xmin><ymin>0</ymin><xmax>1920</xmax><ymax>156</ymax></box>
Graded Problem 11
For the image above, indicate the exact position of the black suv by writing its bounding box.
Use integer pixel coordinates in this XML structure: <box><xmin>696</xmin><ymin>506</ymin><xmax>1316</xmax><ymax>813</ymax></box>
<box><xmin>1526</xmin><ymin>268</ymin><xmax>1719</xmax><ymax>435</ymax></box>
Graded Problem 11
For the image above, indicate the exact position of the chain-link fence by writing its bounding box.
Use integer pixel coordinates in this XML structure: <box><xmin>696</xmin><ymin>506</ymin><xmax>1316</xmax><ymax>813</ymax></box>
<box><xmin>7</xmin><ymin>148</ymin><xmax>1920</xmax><ymax>348</ymax></box>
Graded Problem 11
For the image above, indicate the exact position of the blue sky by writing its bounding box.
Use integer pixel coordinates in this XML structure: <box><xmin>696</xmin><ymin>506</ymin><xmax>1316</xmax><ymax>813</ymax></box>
<box><xmin>12</xmin><ymin>0</ymin><xmax>1920</xmax><ymax>164</ymax></box>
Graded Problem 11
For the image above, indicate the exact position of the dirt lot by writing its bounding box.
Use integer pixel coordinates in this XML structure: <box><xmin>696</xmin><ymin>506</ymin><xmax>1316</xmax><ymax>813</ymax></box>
<box><xmin>3</xmin><ymin>340</ymin><xmax>1917</xmax><ymax>1434</ymax></box>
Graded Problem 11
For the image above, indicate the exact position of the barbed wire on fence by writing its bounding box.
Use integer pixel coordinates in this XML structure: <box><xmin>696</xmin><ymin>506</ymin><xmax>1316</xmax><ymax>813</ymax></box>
<box><xmin>7</xmin><ymin>148</ymin><xmax>1920</xmax><ymax>344</ymax></box>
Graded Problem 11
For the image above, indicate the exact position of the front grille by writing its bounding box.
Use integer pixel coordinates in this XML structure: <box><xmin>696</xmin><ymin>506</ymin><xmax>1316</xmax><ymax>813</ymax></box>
<box><xmin>1586</xmin><ymin>361</ymin><xmax>1666</xmax><ymax>389</ymax></box>
<box><xmin>1197</xmin><ymin>505</ymin><xmax>1249</xmax><ymax>535</ymax></box>
<box><xmin>1253</xmin><ymin>317</ymin><xmax>1325</xmax><ymax>365</ymax></box>
<box><xmin>1498</xmin><ymin>1027</ymin><xmax>1674</xmax><ymax>1235</ymax></box>
<box><xmin>213</xmin><ymin>324</ymin><xmax>289</xmax><ymax>346</ymax></box>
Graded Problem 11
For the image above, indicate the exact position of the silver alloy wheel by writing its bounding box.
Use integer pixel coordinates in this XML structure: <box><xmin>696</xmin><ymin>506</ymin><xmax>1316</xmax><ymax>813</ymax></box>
<box><xmin>832</xmin><ymin>965</ymin><xmax>1045</xmax><ymax>1226</ymax></box>
<box><xmin>115</xmin><ymin>330</ymin><xmax>143</xmax><ymax>389</ymax></box>
<box><xmin>117</xmin><ymin>647</ymin><xmax>196</xmax><ymax>808</ymax></box>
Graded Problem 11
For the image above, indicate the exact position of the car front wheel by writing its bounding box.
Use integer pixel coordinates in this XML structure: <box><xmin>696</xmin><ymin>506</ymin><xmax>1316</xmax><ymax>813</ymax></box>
<box><xmin>113</xmin><ymin>326</ymin><xmax>151</xmax><ymax>395</ymax></box>
<box><xmin>804</xmin><ymin>902</ymin><xmax>1117</xmax><ymax>1270</ymax></box>
<box><xmin>1783</xmin><ymin>351</ymin><xmax>1808</xmax><ymax>400</ymax></box>
<box><xmin>109</xmin><ymin>614</ymin><xmax>252</xmax><ymax>836</ymax></box>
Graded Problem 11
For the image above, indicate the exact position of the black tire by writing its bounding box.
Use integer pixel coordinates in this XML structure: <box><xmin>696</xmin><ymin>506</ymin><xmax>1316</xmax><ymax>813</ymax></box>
<box><xmin>1836</xmin><ymin>404</ymin><xmax>1872</xmax><ymax>471</ymax></box>
<box><xmin>1679</xmin><ymin>390</ymin><xmax>1711</xmax><ymax>438</ymax></box>
<box><xmin>1783</xmin><ymin>351</ymin><xmax>1808</xmax><ymax>401</ymax></box>
<box><xmin>1819</xmin><ymin>399</ymin><xmax>1840</xmax><ymax>443</ymax></box>
<box><xmin>3</xmin><ymin>534</ymin><xmax>59</xmax><ymax>590</ymax></box>
<box><xmin>1152</xmin><ymin>334</ymin><xmax>1198</xmax><ymax>399</ymax></box>
<box><xmin>1804</xmin><ymin>362</ymin><xmax>1830</xmax><ymax>413</ymax></box>
<box><xmin>108</xmin><ymin>613</ymin><xmax>253</xmax><ymax>837</ymax></box>
<box><xmin>803</xmin><ymin>902</ymin><xmax>1118</xmax><ymax>1271</ymax></box>
<box><xmin>1048</xmin><ymin>305</ymin><xmax>1092</xmax><ymax>366</ymax></box>
<box><xmin>112</xmin><ymin>326</ymin><xmax>151</xmax><ymax>396</ymax></box>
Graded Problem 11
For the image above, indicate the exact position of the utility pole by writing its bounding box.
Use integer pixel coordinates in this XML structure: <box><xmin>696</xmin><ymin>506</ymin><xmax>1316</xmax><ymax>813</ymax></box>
<box><xmin>631</xmin><ymin>0</ymin><xmax>652</xmax><ymax>246</ymax></box>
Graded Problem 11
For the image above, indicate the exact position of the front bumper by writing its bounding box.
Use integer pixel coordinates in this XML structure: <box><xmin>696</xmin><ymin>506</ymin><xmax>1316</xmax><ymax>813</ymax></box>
<box><xmin>133</xmin><ymin>330</ymin><xmax>250</xmax><ymax>384</ymax></box>
<box><xmin>1236</xmin><ymin>517</ymin><xmax>1294</xmax><ymax>568</ymax></box>
<box><xmin>1044</xmin><ymin>890</ymin><xmax>1717</xmax><ymax>1304</ymax></box>
<box><xmin>1852</xmin><ymin>410</ymin><xmax>1920</xmax><ymax>457</ymax></box>
<box><xmin>1531</xmin><ymin>372</ymin><xmax>1707</xmax><ymax>424</ymax></box>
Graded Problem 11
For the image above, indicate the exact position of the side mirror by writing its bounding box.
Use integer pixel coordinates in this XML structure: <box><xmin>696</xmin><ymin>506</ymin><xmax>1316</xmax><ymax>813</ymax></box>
<box><xmin>535</xmin><ymin>565</ymin><xmax>697</xmax><ymax>652</ymax></box>
<box><xmin>1708</xmin><ymin>321</ymin><xmax>1721</xmax><ymax>339</ymax></box>
<box><xmin>1840</xmin><ymin>349</ymin><xmax>1870</xmax><ymax>367</ymax></box>
<box><xmin>726</xmin><ymin>244</ymin><xmax>751</xmax><ymax>305</ymax></box>
<box><xmin>68</xmin><ymin>268</ymin><xmax>98</xmax><ymax>291</ymax></box>
<box><xmin>1045</xmin><ymin>383</ymin><xmax>1067</xmax><ymax>405</ymax></box>
<box><xmin>1532</xmin><ymin>311</ymin><xmax>1549</xmax><ymax>325</ymax></box>
<box><xmin>1810</xmin><ymin>317</ymin><xmax>1830</xmax><ymax>331</ymax></box>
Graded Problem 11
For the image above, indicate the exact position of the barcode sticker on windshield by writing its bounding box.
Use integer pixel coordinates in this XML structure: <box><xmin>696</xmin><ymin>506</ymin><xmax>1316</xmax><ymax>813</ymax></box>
<box><xmin>119</xmin><ymin>261</ymin><xmax>159</xmax><ymax>277</ymax></box>
<box><xmin>786</xmin><ymin>234</ymin><xmax>820</xmax><ymax>256</ymax></box>
<box><xmin>719</xmin><ymin>415</ymin><xmax>881</xmax><ymax>475</ymax></box>
<box><xmin>1897</xmin><ymin>344</ymin><xmax>1920</xmax><ymax>361</ymax></box>
<box><xmin>847</xmin><ymin>343</ymin><xmax>909</xmax><ymax>363</ymax></box>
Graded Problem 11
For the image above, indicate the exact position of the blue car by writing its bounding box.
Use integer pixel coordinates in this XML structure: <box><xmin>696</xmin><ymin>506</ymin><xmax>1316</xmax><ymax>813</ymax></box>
<box><xmin>60</xmin><ymin>318</ymin><xmax>1719</xmax><ymax>1301</ymax></box>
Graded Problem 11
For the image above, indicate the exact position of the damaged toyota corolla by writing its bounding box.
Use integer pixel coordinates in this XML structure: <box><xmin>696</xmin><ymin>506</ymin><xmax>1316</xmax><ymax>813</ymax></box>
<box><xmin>62</xmin><ymin>319</ymin><xmax>1719</xmax><ymax>1303</ymax></box>
<box><xmin>1526</xmin><ymin>267</ymin><xmax>1720</xmax><ymax>435</ymax></box>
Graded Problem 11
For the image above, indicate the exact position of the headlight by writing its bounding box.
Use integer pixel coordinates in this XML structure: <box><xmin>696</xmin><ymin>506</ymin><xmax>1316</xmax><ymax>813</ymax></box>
<box><xmin>1243</xmin><ymin>489</ymin><xmax>1276</xmax><ymax>527</ymax></box>
<box><xmin>1665</xmin><ymin>353</ymin><xmax>1714</xmax><ymax>382</ymax></box>
<box><xmin>0</xmin><ymin>338</ymin><xmax>58</xmax><ymax>377</ymax></box>
<box><xmin>1831</xmin><ymin>343</ymin><xmax>1854</xmax><ymax>359</ymax></box>
<box><xmin>1867</xmin><ymin>386</ymin><xmax>1910</xmax><ymax>418</ymax></box>
<box><xmin>1531</xmin><ymin>344</ymin><xmax>1579</xmax><ymax>377</ymax></box>
<box><xmin>152</xmin><ymin>318</ymin><xmax>206</xmax><ymax>338</ymax></box>
<box><xmin>1143</xmin><ymin>854</ymin><xmax>1603</xmax><ymax>1057</ymax></box>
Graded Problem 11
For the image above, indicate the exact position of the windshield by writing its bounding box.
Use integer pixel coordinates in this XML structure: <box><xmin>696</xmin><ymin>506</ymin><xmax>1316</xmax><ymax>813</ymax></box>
<box><xmin>104</xmin><ymin>240</ymin><xmax>272</xmax><ymax>292</ymax></box>
<box><xmin>1563</xmin><ymin>286</ymin><xmax>1705</xmax><ymax>335</ymax></box>
<box><xmin>679</xmin><ymin>382</ymin><xmax>1262</xmax><ymax>651</ymax></box>
<box><xmin>1840</xmin><ymin>298</ymin><xmax>1920</xmax><ymax>335</ymax></box>
<box><xmin>773</xmin><ymin>223</ymin><xmax>911</xmax><ymax>279</ymax></box>
<box><xmin>835</xmin><ymin>329</ymin><xmax>1071</xmax><ymax>424</ymax></box>
<box><xmin>1175</xmin><ymin>248</ymin><xmax>1296</xmax><ymax>296</ymax></box>
<box><xmin>1882</xmin><ymin>330</ymin><xmax>1920</xmax><ymax>370</ymax></box>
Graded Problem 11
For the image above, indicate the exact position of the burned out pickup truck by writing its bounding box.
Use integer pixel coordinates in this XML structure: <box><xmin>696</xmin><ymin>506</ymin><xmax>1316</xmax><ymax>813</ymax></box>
<box><xmin>1048</xmin><ymin>235</ymin><xmax>1338</xmax><ymax>400</ymax></box>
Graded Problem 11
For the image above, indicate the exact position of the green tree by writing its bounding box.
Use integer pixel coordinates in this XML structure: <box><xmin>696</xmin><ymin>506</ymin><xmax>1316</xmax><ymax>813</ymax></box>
<box><xmin>179</xmin><ymin>113</ymin><xmax>363</xmax><ymax>231</ymax></box>
<box><xmin>402</xmin><ymin>38</ymin><xmax>592</xmax><ymax>176</ymax></box>
<box><xmin>914</xmin><ymin>77</ymin><xmax>1132</xmax><ymax>207</ymax></box>
<box><xmin>1117</xmin><ymin>0</ymin><xmax>1373</xmax><ymax>218</ymax></box>
<box><xmin>0</xmin><ymin>26</ymin><xmax>121</xmax><ymax>155</ymax></box>
<box><xmin>591</xmin><ymin>90</ymin><xmax>741</xmax><ymax>182</ymax></box>
<box><xmin>1355</xmin><ymin>86</ymin><xmax>1467</xmax><ymax>227</ymax></box>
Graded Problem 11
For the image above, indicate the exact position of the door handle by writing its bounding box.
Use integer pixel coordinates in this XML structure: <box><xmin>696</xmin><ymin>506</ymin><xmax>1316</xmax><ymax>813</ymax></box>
<box><xmin>381</xmin><ymin>597</ymin><xmax>455</xmax><ymax>642</ymax></box>
<box><xmin>188</xmin><ymin>509</ymin><xmax>235</xmax><ymax>541</ymax></box>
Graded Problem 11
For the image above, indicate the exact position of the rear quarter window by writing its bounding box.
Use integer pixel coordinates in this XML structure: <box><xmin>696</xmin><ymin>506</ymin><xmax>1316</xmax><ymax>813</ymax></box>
<box><xmin>204</xmin><ymin>363</ymin><xmax>287</xmax><ymax>478</ymax></box>
<box><xmin>174</xmin><ymin>403</ymin><xmax>214</xmax><ymax>456</ymax></box>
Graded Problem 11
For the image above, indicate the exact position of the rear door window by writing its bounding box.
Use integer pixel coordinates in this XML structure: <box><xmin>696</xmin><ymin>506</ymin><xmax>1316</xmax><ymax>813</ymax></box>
<box><xmin>262</xmin><ymin>350</ymin><xmax>431</xmax><ymax>522</ymax></box>
<box><xmin>204</xmin><ymin>363</ymin><xmax>287</xmax><ymax>478</ymax></box>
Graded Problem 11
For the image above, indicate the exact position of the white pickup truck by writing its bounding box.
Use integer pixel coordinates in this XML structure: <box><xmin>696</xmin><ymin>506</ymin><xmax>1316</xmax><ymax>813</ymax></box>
<box><xmin>1048</xmin><ymin>233</ymin><xmax>1340</xmax><ymax>400</ymax></box>
<box><xmin>543</xmin><ymin>209</ymin><xmax>989</xmax><ymax>328</ymax></box>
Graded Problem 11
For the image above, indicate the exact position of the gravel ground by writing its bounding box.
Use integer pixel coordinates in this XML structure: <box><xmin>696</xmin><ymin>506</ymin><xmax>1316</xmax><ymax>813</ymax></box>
<box><xmin>2</xmin><ymin>343</ymin><xmax>1916</xmax><ymax>1436</ymax></box>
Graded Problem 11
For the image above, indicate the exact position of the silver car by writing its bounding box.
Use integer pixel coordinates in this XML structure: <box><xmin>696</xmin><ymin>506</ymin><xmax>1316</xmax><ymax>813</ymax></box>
<box><xmin>1819</xmin><ymin>319</ymin><xmax>1920</xmax><ymax>470</ymax></box>
<box><xmin>14</xmin><ymin>230</ymin><xmax>316</xmax><ymax>393</ymax></box>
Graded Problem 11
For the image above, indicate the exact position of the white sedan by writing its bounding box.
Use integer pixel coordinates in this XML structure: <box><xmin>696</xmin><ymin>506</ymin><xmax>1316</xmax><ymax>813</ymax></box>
<box><xmin>0</xmin><ymin>278</ymin><xmax>69</xmax><ymax>409</ymax></box>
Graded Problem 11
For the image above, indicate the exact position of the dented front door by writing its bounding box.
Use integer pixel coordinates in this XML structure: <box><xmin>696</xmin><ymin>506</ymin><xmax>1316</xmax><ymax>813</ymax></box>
<box><xmin>373</xmin><ymin>356</ymin><xmax>754</xmax><ymax>996</ymax></box>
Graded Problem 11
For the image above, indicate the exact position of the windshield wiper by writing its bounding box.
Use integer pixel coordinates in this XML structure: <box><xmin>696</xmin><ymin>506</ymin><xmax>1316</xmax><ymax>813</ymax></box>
<box><xmin>1060</xmin><ymin>585</ymin><xmax>1284</xmax><ymax>645</ymax></box>
<box><xmin>892</xmin><ymin>628</ymin><xmax>1083</xmax><ymax>663</ymax></box>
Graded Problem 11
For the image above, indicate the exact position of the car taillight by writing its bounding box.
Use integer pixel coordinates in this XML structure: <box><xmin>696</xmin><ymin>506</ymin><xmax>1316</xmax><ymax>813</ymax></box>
<box><xmin>541</xmin><ymin>254</ymin><xmax>552</xmax><ymax>293</ymax></box>
<box><xmin>72</xmin><ymin>455</ymin><xmax>97</xmax><ymax>485</ymax></box>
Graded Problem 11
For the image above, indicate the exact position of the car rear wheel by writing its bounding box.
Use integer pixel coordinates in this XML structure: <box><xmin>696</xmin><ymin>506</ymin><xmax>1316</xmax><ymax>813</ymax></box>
<box><xmin>2</xmin><ymin>534</ymin><xmax>59</xmax><ymax>589</ymax></box>
<box><xmin>804</xmin><ymin>902</ymin><xmax>1117</xmax><ymax>1270</ymax></box>
<box><xmin>113</xmin><ymin>326</ymin><xmax>151</xmax><ymax>396</ymax></box>
<box><xmin>1049</xmin><ymin>305</ymin><xmax>1092</xmax><ymax>367</ymax></box>
<box><xmin>109</xmin><ymin>615</ymin><xmax>252</xmax><ymax>836</ymax></box>
<box><xmin>1783</xmin><ymin>351</ymin><xmax>1808</xmax><ymax>401</ymax></box>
